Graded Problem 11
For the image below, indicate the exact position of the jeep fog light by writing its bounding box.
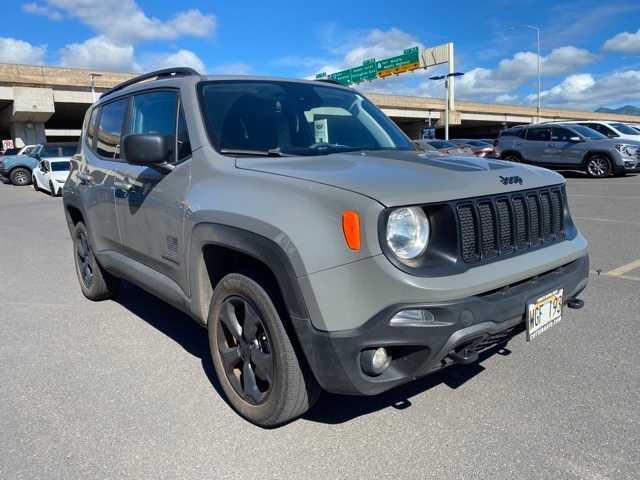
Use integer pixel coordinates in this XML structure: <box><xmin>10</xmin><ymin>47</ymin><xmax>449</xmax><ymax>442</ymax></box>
<box><xmin>360</xmin><ymin>347</ymin><xmax>391</xmax><ymax>376</ymax></box>
<box><xmin>385</xmin><ymin>206</ymin><xmax>430</xmax><ymax>261</ymax></box>
<box><xmin>390</xmin><ymin>309</ymin><xmax>435</xmax><ymax>327</ymax></box>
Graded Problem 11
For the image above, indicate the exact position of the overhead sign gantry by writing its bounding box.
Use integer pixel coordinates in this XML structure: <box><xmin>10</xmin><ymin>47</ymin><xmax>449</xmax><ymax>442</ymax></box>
<box><xmin>315</xmin><ymin>43</ymin><xmax>451</xmax><ymax>86</ymax></box>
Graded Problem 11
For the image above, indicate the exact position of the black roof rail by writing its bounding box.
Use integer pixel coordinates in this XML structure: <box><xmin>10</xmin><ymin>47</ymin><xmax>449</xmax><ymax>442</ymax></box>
<box><xmin>314</xmin><ymin>78</ymin><xmax>347</xmax><ymax>86</ymax></box>
<box><xmin>100</xmin><ymin>67</ymin><xmax>200</xmax><ymax>100</ymax></box>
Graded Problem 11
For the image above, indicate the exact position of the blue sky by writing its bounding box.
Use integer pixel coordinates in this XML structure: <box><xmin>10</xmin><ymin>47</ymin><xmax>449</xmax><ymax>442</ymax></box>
<box><xmin>2</xmin><ymin>0</ymin><xmax>640</xmax><ymax>110</ymax></box>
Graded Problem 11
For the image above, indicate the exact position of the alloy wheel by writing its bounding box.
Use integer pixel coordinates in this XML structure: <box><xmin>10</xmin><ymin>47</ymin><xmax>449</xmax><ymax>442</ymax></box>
<box><xmin>217</xmin><ymin>296</ymin><xmax>274</xmax><ymax>405</ymax></box>
<box><xmin>76</xmin><ymin>230</ymin><xmax>94</xmax><ymax>289</ymax></box>
<box><xmin>13</xmin><ymin>170</ymin><xmax>29</xmax><ymax>185</ymax></box>
<box><xmin>587</xmin><ymin>157</ymin><xmax>610</xmax><ymax>177</ymax></box>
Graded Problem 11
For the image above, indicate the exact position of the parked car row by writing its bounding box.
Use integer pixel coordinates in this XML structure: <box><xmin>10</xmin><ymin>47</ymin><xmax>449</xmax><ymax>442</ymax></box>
<box><xmin>0</xmin><ymin>142</ymin><xmax>74</xmax><ymax>194</ymax></box>
<box><xmin>413</xmin><ymin>138</ymin><xmax>498</xmax><ymax>158</ymax></box>
<box><xmin>498</xmin><ymin>122</ymin><xmax>640</xmax><ymax>178</ymax></box>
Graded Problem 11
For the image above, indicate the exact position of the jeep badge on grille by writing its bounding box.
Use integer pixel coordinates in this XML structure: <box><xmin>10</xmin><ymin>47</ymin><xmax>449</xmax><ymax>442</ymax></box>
<box><xmin>499</xmin><ymin>175</ymin><xmax>523</xmax><ymax>185</ymax></box>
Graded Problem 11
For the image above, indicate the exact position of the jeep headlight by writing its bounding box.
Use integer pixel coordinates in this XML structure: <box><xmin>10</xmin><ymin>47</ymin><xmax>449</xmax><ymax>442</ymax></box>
<box><xmin>615</xmin><ymin>144</ymin><xmax>639</xmax><ymax>157</ymax></box>
<box><xmin>385</xmin><ymin>207</ymin><xmax>430</xmax><ymax>260</ymax></box>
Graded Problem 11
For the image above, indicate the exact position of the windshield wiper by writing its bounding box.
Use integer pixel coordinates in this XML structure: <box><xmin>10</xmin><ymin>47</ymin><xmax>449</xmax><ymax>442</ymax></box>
<box><xmin>220</xmin><ymin>148</ymin><xmax>293</xmax><ymax>157</ymax></box>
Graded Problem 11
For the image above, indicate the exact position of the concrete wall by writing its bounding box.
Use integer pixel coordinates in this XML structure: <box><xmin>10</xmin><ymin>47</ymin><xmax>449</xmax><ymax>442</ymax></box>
<box><xmin>1</xmin><ymin>62</ymin><xmax>640</xmax><ymax>146</ymax></box>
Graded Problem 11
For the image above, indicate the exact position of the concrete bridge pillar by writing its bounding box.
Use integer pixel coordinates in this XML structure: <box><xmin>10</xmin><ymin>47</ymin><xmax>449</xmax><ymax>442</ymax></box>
<box><xmin>1</xmin><ymin>86</ymin><xmax>54</xmax><ymax>147</ymax></box>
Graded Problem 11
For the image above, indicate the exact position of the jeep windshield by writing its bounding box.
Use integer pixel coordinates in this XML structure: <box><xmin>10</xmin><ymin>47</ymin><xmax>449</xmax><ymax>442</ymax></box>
<box><xmin>198</xmin><ymin>80</ymin><xmax>412</xmax><ymax>156</ymax></box>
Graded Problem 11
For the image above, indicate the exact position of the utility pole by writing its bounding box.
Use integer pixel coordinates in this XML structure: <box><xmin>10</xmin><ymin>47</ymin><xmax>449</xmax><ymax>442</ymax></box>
<box><xmin>429</xmin><ymin>72</ymin><xmax>465</xmax><ymax>140</ymax></box>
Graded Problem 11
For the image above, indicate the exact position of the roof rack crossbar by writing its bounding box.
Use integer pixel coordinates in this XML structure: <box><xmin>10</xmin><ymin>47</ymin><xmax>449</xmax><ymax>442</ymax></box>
<box><xmin>100</xmin><ymin>67</ymin><xmax>200</xmax><ymax>100</ymax></box>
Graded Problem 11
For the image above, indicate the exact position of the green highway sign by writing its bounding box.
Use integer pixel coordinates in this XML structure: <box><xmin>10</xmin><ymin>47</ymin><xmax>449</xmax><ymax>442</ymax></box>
<box><xmin>317</xmin><ymin>47</ymin><xmax>422</xmax><ymax>86</ymax></box>
<box><xmin>376</xmin><ymin>47</ymin><xmax>420</xmax><ymax>76</ymax></box>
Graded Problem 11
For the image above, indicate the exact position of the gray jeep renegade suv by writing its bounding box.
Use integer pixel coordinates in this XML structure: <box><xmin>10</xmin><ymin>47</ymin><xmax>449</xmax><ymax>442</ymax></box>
<box><xmin>63</xmin><ymin>68</ymin><xmax>589</xmax><ymax>426</ymax></box>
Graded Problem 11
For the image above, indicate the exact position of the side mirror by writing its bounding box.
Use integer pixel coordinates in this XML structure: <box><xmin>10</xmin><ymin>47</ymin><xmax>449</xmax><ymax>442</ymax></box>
<box><xmin>122</xmin><ymin>134</ymin><xmax>173</xmax><ymax>167</ymax></box>
<box><xmin>569</xmin><ymin>136</ymin><xmax>582</xmax><ymax>142</ymax></box>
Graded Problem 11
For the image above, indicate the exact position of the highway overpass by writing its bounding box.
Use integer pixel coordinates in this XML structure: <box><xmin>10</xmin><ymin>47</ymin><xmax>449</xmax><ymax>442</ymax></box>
<box><xmin>2</xmin><ymin>63</ymin><xmax>639</xmax><ymax>147</ymax></box>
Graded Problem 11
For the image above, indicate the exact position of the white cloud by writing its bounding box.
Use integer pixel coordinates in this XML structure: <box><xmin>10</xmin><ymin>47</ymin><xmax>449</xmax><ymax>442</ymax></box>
<box><xmin>495</xmin><ymin>94</ymin><xmax>518</xmax><ymax>104</ymax></box>
<box><xmin>440</xmin><ymin>46</ymin><xmax>595</xmax><ymax>100</ymax></box>
<box><xmin>59</xmin><ymin>36</ymin><xmax>138</xmax><ymax>72</ymax></box>
<box><xmin>0</xmin><ymin>37</ymin><xmax>46</xmax><ymax>64</ymax></box>
<box><xmin>153</xmin><ymin>49</ymin><xmax>206</xmax><ymax>73</ymax></box>
<box><xmin>528</xmin><ymin>70</ymin><xmax>640</xmax><ymax>109</ymax></box>
<box><xmin>31</xmin><ymin>0</ymin><xmax>216</xmax><ymax>44</ymax></box>
<box><xmin>22</xmin><ymin>2</ymin><xmax>63</xmax><ymax>20</ymax></box>
<box><xmin>603</xmin><ymin>29</ymin><xmax>640</xmax><ymax>54</ymax></box>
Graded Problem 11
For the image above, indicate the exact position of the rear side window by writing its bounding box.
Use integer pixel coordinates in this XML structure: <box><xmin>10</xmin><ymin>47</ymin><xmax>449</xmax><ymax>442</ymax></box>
<box><xmin>584</xmin><ymin>123</ymin><xmax>617</xmax><ymax>137</ymax></box>
<box><xmin>96</xmin><ymin>99</ymin><xmax>128</xmax><ymax>159</ymax></box>
<box><xmin>526</xmin><ymin>128</ymin><xmax>551</xmax><ymax>141</ymax></box>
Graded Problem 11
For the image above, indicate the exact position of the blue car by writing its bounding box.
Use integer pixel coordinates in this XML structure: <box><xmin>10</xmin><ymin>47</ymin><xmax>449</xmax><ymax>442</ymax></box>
<box><xmin>0</xmin><ymin>143</ymin><xmax>77</xmax><ymax>186</ymax></box>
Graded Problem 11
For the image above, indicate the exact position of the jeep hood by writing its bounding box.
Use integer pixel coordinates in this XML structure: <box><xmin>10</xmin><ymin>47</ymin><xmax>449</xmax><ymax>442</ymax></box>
<box><xmin>236</xmin><ymin>150</ymin><xmax>564</xmax><ymax>207</ymax></box>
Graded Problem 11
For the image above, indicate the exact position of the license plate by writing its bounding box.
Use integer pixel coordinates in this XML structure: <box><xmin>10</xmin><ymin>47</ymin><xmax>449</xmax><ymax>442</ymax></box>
<box><xmin>526</xmin><ymin>289</ymin><xmax>563</xmax><ymax>341</ymax></box>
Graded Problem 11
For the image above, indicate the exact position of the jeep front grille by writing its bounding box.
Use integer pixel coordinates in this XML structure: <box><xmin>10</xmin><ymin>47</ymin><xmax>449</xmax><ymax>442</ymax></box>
<box><xmin>456</xmin><ymin>186</ymin><xmax>566</xmax><ymax>263</ymax></box>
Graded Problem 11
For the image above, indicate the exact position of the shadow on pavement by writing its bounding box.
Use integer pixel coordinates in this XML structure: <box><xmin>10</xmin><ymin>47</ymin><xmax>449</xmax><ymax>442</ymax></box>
<box><xmin>113</xmin><ymin>281</ymin><xmax>515</xmax><ymax>426</ymax></box>
<box><xmin>303</xmin><ymin>344</ymin><xmax>512</xmax><ymax>425</ymax></box>
<box><xmin>114</xmin><ymin>281</ymin><xmax>227</xmax><ymax>402</ymax></box>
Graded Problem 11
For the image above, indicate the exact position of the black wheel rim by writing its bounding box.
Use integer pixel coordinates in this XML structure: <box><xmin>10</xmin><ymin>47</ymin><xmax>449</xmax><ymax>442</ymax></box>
<box><xmin>587</xmin><ymin>157</ymin><xmax>609</xmax><ymax>177</ymax></box>
<box><xmin>217</xmin><ymin>296</ymin><xmax>274</xmax><ymax>405</ymax></box>
<box><xmin>76</xmin><ymin>230</ymin><xmax>94</xmax><ymax>289</ymax></box>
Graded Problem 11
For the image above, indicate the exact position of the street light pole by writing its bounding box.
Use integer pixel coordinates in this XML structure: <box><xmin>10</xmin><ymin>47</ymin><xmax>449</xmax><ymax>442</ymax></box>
<box><xmin>89</xmin><ymin>72</ymin><xmax>102</xmax><ymax>102</ymax></box>
<box><xmin>430</xmin><ymin>72</ymin><xmax>464</xmax><ymax>140</ymax></box>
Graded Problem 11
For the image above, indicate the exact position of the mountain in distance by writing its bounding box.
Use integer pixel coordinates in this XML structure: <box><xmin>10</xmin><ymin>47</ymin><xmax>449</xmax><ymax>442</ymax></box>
<box><xmin>595</xmin><ymin>105</ymin><xmax>640</xmax><ymax>115</ymax></box>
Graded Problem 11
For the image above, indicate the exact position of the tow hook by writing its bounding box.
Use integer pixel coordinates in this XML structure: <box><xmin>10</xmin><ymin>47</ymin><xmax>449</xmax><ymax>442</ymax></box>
<box><xmin>567</xmin><ymin>298</ymin><xmax>584</xmax><ymax>309</ymax></box>
<box><xmin>448</xmin><ymin>348</ymin><xmax>479</xmax><ymax>365</ymax></box>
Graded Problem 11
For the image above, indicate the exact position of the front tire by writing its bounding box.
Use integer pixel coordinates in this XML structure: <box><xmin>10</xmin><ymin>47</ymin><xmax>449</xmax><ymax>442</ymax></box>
<box><xmin>208</xmin><ymin>273</ymin><xmax>319</xmax><ymax>427</ymax></box>
<box><xmin>72</xmin><ymin>222</ymin><xmax>120</xmax><ymax>301</ymax></box>
<box><xmin>33</xmin><ymin>177</ymin><xmax>39</xmax><ymax>192</ymax></box>
<box><xmin>10</xmin><ymin>167</ymin><xmax>31</xmax><ymax>186</ymax></box>
<box><xmin>585</xmin><ymin>155</ymin><xmax>612</xmax><ymax>178</ymax></box>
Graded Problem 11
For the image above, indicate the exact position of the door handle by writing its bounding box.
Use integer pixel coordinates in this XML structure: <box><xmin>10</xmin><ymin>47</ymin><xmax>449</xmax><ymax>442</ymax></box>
<box><xmin>77</xmin><ymin>172</ymin><xmax>91</xmax><ymax>184</ymax></box>
<box><xmin>114</xmin><ymin>180</ymin><xmax>132</xmax><ymax>191</ymax></box>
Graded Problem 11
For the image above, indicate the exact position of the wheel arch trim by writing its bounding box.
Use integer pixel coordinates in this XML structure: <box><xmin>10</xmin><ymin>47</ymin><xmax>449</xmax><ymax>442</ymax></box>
<box><xmin>188</xmin><ymin>223</ymin><xmax>311</xmax><ymax>325</ymax></box>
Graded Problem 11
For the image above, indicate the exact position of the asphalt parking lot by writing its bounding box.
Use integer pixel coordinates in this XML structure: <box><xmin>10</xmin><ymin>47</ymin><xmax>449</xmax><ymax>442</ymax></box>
<box><xmin>1</xmin><ymin>172</ymin><xmax>639</xmax><ymax>480</ymax></box>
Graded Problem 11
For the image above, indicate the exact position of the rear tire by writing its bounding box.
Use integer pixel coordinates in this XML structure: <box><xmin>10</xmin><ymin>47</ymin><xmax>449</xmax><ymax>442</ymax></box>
<box><xmin>208</xmin><ymin>273</ymin><xmax>319</xmax><ymax>427</ymax></box>
<box><xmin>72</xmin><ymin>222</ymin><xmax>120</xmax><ymax>301</ymax></box>
<box><xmin>585</xmin><ymin>155</ymin><xmax>612</xmax><ymax>178</ymax></box>
<box><xmin>10</xmin><ymin>167</ymin><xmax>31</xmax><ymax>186</ymax></box>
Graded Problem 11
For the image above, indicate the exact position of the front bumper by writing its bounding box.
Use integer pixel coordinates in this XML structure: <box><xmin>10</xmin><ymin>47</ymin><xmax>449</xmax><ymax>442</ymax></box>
<box><xmin>294</xmin><ymin>254</ymin><xmax>589</xmax><ymax>395</ymax></box>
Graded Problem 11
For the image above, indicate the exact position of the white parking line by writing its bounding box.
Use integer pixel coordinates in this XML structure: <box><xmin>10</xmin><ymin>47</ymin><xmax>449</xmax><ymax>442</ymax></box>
<box><xmin>569</xmin><ymin>194</ymin><xmax>640</xmax><ymax>201</ymax></box>
<box><xmin>573</xmin><ymin>217</ymin><xmax>640</xmax><ymax>227</ymax></box>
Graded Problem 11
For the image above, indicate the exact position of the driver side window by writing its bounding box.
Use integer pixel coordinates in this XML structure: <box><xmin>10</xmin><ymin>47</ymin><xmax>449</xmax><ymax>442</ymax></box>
<box><xmin>129</xmin><ymin>90</ymin><xmax>179</xmax><ymax>162</ymax></box>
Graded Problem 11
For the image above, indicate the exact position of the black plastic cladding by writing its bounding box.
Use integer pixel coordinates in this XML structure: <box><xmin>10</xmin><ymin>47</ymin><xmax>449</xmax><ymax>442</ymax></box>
<box><xmin>379</xmin><ymin>184</ymin><xmax>574</xmax><ymax>277</ymax></box>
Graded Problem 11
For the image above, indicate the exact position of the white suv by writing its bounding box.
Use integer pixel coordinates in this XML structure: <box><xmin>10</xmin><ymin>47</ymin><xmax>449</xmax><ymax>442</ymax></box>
<box><xmin>552</xmin><ymin>121</ymin><xmax>640</xmax><ymax>141</ymax></box>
